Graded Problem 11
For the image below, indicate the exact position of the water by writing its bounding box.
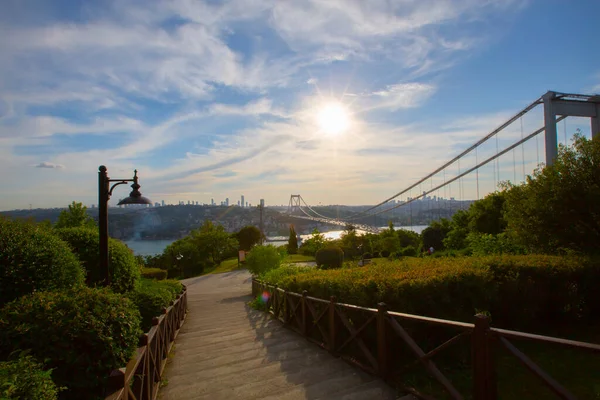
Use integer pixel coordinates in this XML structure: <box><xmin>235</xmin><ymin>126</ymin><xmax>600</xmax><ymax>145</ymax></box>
<box><xmin>124</xmin><ymin>225</ymin><xmax>430</xmax><ymax>256</ymax></box>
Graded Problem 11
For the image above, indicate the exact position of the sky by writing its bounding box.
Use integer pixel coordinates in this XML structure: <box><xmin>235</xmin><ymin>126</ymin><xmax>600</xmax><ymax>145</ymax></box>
<box><xmin>1</xmin><ymin>0</ymin><xmax>599</xmax><ymax>211</ymax></box>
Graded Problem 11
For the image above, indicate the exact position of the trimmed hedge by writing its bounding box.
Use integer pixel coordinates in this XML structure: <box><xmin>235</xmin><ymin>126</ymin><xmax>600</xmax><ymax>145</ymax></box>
<box><xmin>141</xmin><ymin>267</ymin><xmax>168</xmax><ymax>280</ymax></box>
<box><xmin>0</xmin><ymin>218</ymin><xmax>84</xmax><ymax>306</ymax></box>
<box><xmin>260</xmin><ymin>255</ymin><xmax>600</xmax><ymax>331</ymax></box>
<box><xmin>315</xmin><ymin>246</ymin><xmax>344</xmax><ymax>269</ymax></box>
<box><xmin>0</xmin><ymin>287</ymin><xmax>142</xmax><ymax>399</ymax></box>
<box><xmin>0</xmin><ymin>355</ymin><xmax>63</xmax><ymax>400</ymax></box>
<box><xmin>55</xmin><ymin>228</ymin><xmax>140</xmax><ymax>293</ymax></box>
<box><xmin>126</xmin><ymin>279</ymin><xmax>183</xmax><ymax>331</ymax></box>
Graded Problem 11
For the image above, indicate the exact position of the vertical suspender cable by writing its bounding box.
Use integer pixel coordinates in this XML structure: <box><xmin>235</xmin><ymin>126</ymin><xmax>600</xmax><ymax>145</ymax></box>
<box><xmin>520</xmin><ymin>117</ymin><xmax>526</xmax><ymax>180</ymax></box>
<box><xmin>513</xmin><ymin>147</ymin><xmax>517</xmax><ymax>183</ymax></box>
<box><xmin>475</xmin><ymin>146</ymin><xmax>480</xmax><ymax>200</ymax></box>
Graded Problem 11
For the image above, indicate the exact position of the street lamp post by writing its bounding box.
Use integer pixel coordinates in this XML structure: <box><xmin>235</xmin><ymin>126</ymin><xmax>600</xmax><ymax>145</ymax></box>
<box><xmin>98</xmin><ymin>165</ymin><xmax>152</xmax><ymax>285</ymax></box>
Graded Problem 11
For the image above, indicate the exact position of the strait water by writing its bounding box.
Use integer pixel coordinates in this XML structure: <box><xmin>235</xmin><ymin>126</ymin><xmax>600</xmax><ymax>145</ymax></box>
<box><xmin>124</xmin><ymin>225</ymin><xmax>429</xmax><ymax>256</ymax></box>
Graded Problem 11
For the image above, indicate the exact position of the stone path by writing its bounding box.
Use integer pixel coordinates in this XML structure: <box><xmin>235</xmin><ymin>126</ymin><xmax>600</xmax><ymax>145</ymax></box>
<box><xmin>159</xmin><ymin>270</ymin><xmax>397</xmax><ymax>400</ymax></box>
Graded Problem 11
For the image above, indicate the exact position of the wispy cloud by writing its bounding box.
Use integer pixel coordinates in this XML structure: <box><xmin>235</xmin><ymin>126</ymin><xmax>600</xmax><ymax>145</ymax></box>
<box><xmin>33</xmin><ymin>162</ymin><xmax>64</xmax><ymax>169</ymax></box>
<box><xmin>0</xmin><ymin>0</ymin><xmax>531</xmax><ymax>209</ymax></box>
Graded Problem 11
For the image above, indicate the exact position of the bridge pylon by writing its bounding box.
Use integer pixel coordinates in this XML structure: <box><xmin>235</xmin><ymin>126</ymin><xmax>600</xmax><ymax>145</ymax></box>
<box><xmin>288</xmin><ymin>195</ymin><xmax>301</xmax><ymax>214</ymax></box>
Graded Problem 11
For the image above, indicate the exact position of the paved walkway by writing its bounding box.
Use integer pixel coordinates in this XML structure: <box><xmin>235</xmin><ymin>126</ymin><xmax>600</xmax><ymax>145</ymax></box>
<box><xmin>159</xmin><ymin>270</ymin><xmax>397</xmax><ymax>400</ymax></box>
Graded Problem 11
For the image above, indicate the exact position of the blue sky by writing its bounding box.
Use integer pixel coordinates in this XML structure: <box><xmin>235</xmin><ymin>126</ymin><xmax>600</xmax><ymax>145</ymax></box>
<box><xmin>1</xmin><ymin>0</ymin><xmax>599</xmax><ymax>210</ymax></box>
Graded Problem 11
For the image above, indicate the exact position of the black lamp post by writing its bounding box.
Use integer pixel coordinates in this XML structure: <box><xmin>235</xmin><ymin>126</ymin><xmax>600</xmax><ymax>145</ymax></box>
<box><xmin>98</xmin><ymin>165</ymin><xmax>152</xmax><ymax>285</ymax></box>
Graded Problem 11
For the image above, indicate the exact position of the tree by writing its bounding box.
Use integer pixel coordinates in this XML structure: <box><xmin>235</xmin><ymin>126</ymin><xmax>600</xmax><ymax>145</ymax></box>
<box><xmin>467</xmin><ymin>191</ymin><xmax>507</xmax><ymax>235</ymax></box>
<box><xmin>54</xmin><ymin>201</ymin><xmax>96</xmax><ymax>229</ymax></box>
<box><xmin>287</xmin><ymin>225</ymin><xmax>298</xmax><ymax>254</ymax></box>
<box><xmin>503</xmin><ymin>134</ymin><xmax>600</xmax><ymax>254</ymax></box>
<box><xmin>237</xmin><ymin>226</ymin><xmax>262</xmax><ymax>251</ymax></box>
<box><xmin>340</xmin><ymin>224</ymin><xmax>360</xmax><ymax>258</ymax></box>
<box><xmin>191</xmin><ymin>220</ymin><xmax>238</xmax><ymax>265</ymax></box>
<box><xmin>299</xmin><ymin>228</ymin><xmax>326</xmax><ymax>256</ymax></box>
<box><xmin>443</xmin><ymin>209</ymin><xmax>471</xmax><ymax>250</ymax></box>
<box><xmin>421</xmin><ymin>219</ymin><xmax>451</xmax><ymax>251</ymax></box>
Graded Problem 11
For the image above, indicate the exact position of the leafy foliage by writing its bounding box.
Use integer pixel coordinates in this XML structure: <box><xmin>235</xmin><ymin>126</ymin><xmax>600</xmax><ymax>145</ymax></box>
<box><xmin>421</xmin><ymin>219</ymin><xmax>451</xmax><ymax>251</ymax></box>
<box><xmin>160</xmin><ymin>220</ymin><xmax>238</xmax><ymax>278</ymax></box>
<box><xmin>503</xmin><ymin>134</ymin><xmax>600</xmax><ymax>255</ymax></box>
<box><xmin>299</xmin><ymin>229</ymin><xmax>327</xmax><ymax>256</ymax></box>
<box><xmin>0</xmin><ymin>218</ymin><xmax>84</xmax><ymax>306</ymax></box>
<box><xmin>236</xmin><ymin>226</ymin><xmax>262</xmax><ymax>251</ymax></box>
<box><xmin>54</xmin><ymin>201</ymin><xmax>96</xmax><ymax>230</ymax></box>
<box><xmin>245</xmin><ymin>245</ymin><xmax>282</xmax><ymax>276</ymax></box>
<box><xmin>259</xmin><ymin>255</ymin><xmax>600</xmax><ymax>331</ymax></box>
<box><xmin>126</xmin><ymin>278</ymin><xmax>183</xmax><ymax>331</ymax></box>
<box><xmin>315</xmin><ymin>246</ymin><xmax>344</xmax><ymax>269</ymax></box>
<box><xmin>287</xmin><ymin>225</ymin><xmax>298</xmax><ymax>254</ymax></box>
<box><xmin>55</xmin><ymin>227</ymin><xmax>140</xmax><ymax>293</ymax></box>
<box><xmin>141</xmin><ymin>267</ymin><xmax>168</xmax><ymax>280</ymax></box>
<box><xmin>0</xmin><ymin>287</ymin><xmax>142</xmax><ymax>399</ymax></box>
<box><xmin>0</xmin><ymin>354</ymin><xmax>63</xmax><ymax>400</ymax></box>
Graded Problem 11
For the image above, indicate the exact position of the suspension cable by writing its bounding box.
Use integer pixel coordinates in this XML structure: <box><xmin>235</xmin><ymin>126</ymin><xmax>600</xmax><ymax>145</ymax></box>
<box><xmin>352</xmin><ymin>116</ymin><xmax>566</xmax><ymax>218</ymax></box>
<box><xmin>340</xmin><ymin>97</ymin><xmax>543</xmax><ymax>220</ymax></box>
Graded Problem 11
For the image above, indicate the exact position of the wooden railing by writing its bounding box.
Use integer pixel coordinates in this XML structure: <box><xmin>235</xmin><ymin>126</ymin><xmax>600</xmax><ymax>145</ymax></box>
<box><xmin>104</xmin><ymin>285</ymin><xmax>188</xmax><ymax>400</ymax></box>
<box><xmin>252</xmin><ymin>279</ymin><xmax>600</xmax><ymax>400</ymax></box>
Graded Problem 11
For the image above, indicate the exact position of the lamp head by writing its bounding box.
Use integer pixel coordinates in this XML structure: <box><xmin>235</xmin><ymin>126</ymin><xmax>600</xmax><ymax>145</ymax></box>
<box><xmin>117</xmin><ymin>169</ymin><xmax>152</xmax><ymax>206</ymax></box>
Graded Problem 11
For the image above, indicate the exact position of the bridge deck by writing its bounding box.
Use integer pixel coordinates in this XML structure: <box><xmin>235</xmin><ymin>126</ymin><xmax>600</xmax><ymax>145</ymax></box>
<box><xmin>159</xmin><ymin>270</ymin><xmax>397</xmax><ymax>400</ymax></box>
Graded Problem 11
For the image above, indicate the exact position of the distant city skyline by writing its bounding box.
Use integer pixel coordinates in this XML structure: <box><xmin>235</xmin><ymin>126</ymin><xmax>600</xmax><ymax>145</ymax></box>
<box><xmin>0</xmin><ymin>1</ymin><xmax>599</xmax><ymax>211</ymax></box>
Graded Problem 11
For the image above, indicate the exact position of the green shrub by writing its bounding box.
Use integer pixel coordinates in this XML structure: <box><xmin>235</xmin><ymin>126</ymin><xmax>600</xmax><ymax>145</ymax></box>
<box><xmin>0</xmin><ymin>287</ymin><xmax>142</xmax><ymax>399</ymax></box>
<box><xmin>259</xmin><ymin>255</ymin><xmax>600</xmax><ymax>332</ymax></box>
<box><xmin>0</xmin><ymin>218</ymin><xmax>84</xmax><ymax>306</ymax></box>
<box><xmin>126</xmin><ymin>278</ymin><xmax>182</xmax><ymax>331</ymax></box>
<box><xmin>399</xmin><ymin>246</ymin><xmax>418</xmax><ymax>257</ymax></box>
<box><xmin>316</xmin><ymin>246</ymin><xmax>344</xmax><ymax>269</ymax></box>
<box><xmin>246</xmin><ymin>245</ymin><xmax>282</xmax><ymax>276</ymax></box>
<box><xmin>261</xmin><ymin>265</ymin><xmax>312</xmax><ymax>284</ymax></box>
<box><xmin>55</xmin><ymin>228</ymin><xmax>140</xmax><ymax>293</ymax></box>
<box><xmin>362</xmin><ymin>252</ymin><xmax>372</xmax><ymax>259</ymax></box>
<box><xmin>141</xmin><ymin>267</ymin><xmax>168</xmax><ymax>280</ymax></box>
<box><xmin>0</xmin><ymin>354</ymin><xmax>63</xmax><ymax>400</ymax></box>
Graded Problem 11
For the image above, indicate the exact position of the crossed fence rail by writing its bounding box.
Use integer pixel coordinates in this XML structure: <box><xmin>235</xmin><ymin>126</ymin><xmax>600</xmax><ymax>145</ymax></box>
<box><xmin>252</xmin><ymin>279</ymin><xmax>600</xmax><ymax>400</ymax></box>
<box><xmin>104</xmin><ymin>285</ymin><xmax>188</xmax><ymax>400</ymax></box>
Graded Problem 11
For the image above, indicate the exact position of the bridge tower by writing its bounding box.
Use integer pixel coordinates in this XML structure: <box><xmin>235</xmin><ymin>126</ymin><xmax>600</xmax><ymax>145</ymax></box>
<box><xmin>288</xmin><ymin>195</ymin><xmax>301</xmax><ymax>214</ymax></box>
<box><xmin>543</xmin><ymin>91</ymin><xmax>600</xmax><ymax>166</ymax></box>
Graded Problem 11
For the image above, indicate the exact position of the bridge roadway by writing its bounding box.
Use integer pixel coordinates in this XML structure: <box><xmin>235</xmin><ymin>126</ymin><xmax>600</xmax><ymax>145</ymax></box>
<box><xmin>159</xmin><ymin>270</ymin><xmax>397</xmax><ymax>400</ymax></box>
<box><xmin>289</xmin><ymin>215</ymin><xmax>381</xmax><ymax>234</ymax></box>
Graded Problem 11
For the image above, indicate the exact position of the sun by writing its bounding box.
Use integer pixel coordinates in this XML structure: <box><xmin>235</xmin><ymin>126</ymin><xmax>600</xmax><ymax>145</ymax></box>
<box><xmin>316</xmin><ymin>102</ymin><xmax>350</xmax><ymax>135</ymax></box>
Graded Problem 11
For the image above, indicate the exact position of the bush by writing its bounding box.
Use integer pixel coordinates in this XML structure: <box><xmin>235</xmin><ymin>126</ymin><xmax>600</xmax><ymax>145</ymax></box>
<box><xmin>141</xmin><ymin>267</ymin><xmax>168</xmax><ymax>280</ymax></box>
<box><xmin>380</xmin><ymin>250</ymin><xmax>391</xmax><ymax>258</ymax></box>
<box><xmin>55</xmin><ymin>228</ymin><xmax>140</xmax><ymax>293</ymax></box>
<box><xmin>246</xmin><ymin>245</ymin><xmax>282</xmax><ymax>276</ymax></box>
<box><xmin>399</xmin><ymin>246</ymin><xmax>418</xmax><ymax>257</ymax></box>
<box><xmin>0</xmin><ymin>218</ymin><xmax>84</xmax><ymax>306</ymax></box>
<box><xmin>0</xmin><ymin>354</ymin><xmax>63</xmax><ymax>400</ymax></box>
<box><xmin>258</xmin><ymin>255</ymin><xmax>600</xmax><ymax>332</ymax></box>
<box><xmin>362</xmin><ymin>252</ymin><xmax>372</xmax><ymax>259</ymax></box>
<box><xmin>0</xmin><ymin>287</ymin><xmax>142</xmax><ymax>399</ymax></box>
<box><xmin>316</xmin><ymin>246</ymin><xmax>344</xmax><ymax>269</ymax></box>
<box><xmin>126</xmin><ymin>278</ymin><xmax>182</xmax><ymax>331</ymax></box>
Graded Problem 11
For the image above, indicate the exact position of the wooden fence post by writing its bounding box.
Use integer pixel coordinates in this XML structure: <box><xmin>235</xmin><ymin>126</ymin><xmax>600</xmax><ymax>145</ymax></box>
<box><xmin>377</xmin><ymin>302</ymin><xmax>388</xmax><ymax>378</ymax></box>
<box><xmin>329</xmin><ymin>296</ymin><xmax>337</xmax><ymax>353</ymax></box>
<box><xmin>472</xmin><ymin>314</ymin><xmax>497</xmax><ymax>400</ymax></box>
<box><xmin>302</xmin><ymin>290</ymin><xmax>308</xmax><ymax>337</ymax></box>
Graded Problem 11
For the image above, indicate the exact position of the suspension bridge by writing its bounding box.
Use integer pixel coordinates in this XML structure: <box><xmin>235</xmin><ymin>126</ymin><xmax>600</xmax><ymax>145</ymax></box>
<box><xmin>285</xmin><ymin>91</ymin><xmax>600</xmax><ymax>230</ymax></box>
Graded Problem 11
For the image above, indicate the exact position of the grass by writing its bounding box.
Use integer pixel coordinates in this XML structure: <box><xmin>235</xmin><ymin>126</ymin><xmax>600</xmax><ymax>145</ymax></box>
<box><xmin>284</xmin><ymin>254</ymin><xmax>315</xmax><ymax>263</ymax></box>
<box><xmin>202</xmin><ymin>257</ymin><xmax>243</xmax><ymax>275</ymax></box>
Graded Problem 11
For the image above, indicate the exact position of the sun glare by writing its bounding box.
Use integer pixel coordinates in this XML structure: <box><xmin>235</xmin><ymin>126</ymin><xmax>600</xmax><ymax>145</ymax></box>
<box><xmin>317</xmin><ymin>102</ymin><xmax>350</xmax><ymax>135</ymax></box>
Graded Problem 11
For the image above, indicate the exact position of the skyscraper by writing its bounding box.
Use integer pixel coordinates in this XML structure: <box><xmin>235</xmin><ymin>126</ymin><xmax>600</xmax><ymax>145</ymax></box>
<box><xmin>241</xmin><ymin>195</ymin><xmax>245</xmax><ymax>208</ymax></box>
<box><xmin>211</xmin><ymin>198</ymin><xmax>214</xmax><ymax>206</ymax></box>
<box><xmin>225</xmin><ymin>198</ymin><xmax>229</xmax><ymax>206</ymax></box>
<box><xmin>161</xmin><ymin>200</ymin><xmax>165</xmax><ymax>207</ymax></box>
